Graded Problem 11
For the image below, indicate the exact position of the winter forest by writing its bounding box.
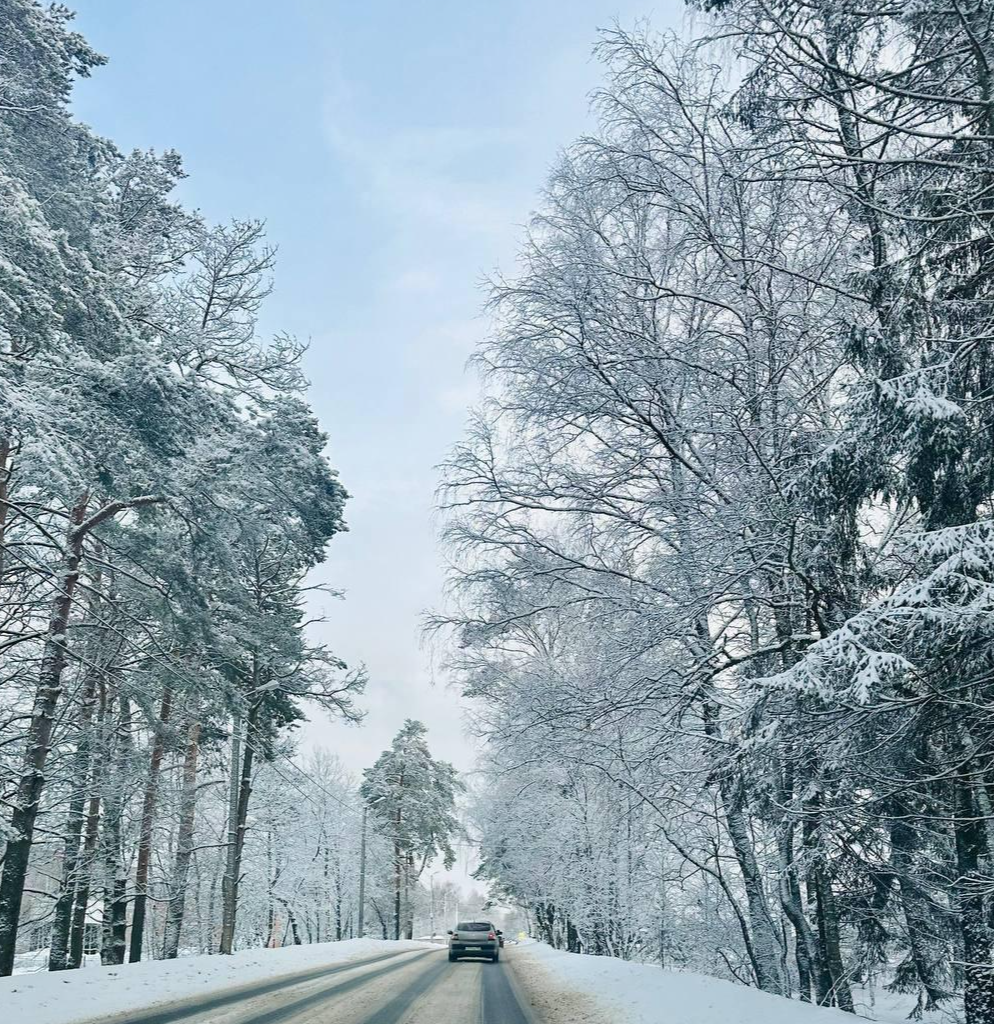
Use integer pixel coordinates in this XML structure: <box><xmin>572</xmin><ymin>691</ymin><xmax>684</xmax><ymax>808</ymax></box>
<box><xmin>0</xmin><ymin>0</ymin><xmax>466</xmax><ymax>987</ymax></box>
<box><xmin>440</xmin><ymin>3</ymin><xmax>994</xmax><ymax>1023</ymax></box>
<box><xmin>3</xmin><ymin>0</ymin><xmax>994</xmax><ymax>1023</ymax></box>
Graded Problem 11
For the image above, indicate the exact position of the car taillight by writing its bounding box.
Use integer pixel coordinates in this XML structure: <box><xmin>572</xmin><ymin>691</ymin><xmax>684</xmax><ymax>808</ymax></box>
<box><xmin>488</xmin><ymin>931</ymin><xmax>496</xmax><ymax>940</ymax></box>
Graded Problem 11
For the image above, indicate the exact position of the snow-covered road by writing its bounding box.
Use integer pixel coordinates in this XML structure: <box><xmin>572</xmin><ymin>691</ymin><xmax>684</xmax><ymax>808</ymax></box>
<box><xmin>69</xmin><ymin>946</ymin><xmax>533</xmax><ymax>1024</ymax></box>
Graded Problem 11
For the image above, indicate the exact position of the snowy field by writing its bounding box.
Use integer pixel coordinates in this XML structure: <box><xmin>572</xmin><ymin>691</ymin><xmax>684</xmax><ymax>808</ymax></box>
<box><xmin>1</xmin><ymin>939</ymin><xmax>435</xmax><ymax>1024</ymax></box>
<box><xmin>509</xmin><ymin>943</ymin><xmax>957</xmax><ymax>1024</ymax></box>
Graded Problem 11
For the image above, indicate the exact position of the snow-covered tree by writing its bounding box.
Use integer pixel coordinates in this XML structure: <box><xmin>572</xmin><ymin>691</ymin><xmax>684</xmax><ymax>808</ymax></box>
<box><xmin>360</xmin><ymin>721</ymin><xmax>462</xmax><ymax>940</ymax></box>
<box><xmin>438</xmin><ymin>10</ymin><xmax>994</xmax><ymax>1022</ymax></box>
<box><xmin>0</xmin><ymin>0</ymin><xmax>362</xmax><ymax>976</ymax></box>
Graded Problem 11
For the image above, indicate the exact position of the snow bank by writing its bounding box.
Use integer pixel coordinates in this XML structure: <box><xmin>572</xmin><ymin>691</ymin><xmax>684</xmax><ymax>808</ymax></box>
<box><xmin>511</xmin><ymin>943</ymin><xmax>873</xmax><ymax>1024</ymax></box>
<box><xmin>1</xmin><ymin>938</ymin><xmax>434</xmax><ymax>1024</ymax></box>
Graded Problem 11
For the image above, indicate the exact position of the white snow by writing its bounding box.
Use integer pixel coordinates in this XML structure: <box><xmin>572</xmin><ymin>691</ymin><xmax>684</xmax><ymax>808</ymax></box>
<box><xmin>4</xmin><ymin>938</ymin><xmax>958</xmax><ymax>1024</ymax></box>
<box><xmin>13</xmin><ymin>948</ymin><xmax>101</xmax><ymax>975</ymax></box>
<box><xmin>510</xmin><ymin>943</ymin><xmax>954</xmax><ymax>1024</ymax></box>
<box><xmin>1</xmin><ymin>939</ymin><xmax>435</xmax><ymax>1024</ymax></box>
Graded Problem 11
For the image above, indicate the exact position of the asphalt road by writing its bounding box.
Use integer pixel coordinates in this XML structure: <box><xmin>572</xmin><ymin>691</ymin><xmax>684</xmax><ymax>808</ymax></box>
<box><xmin>95</xmin><ymin>947</ymin><xmax>536</xmax><ymax>1024</ymax></box>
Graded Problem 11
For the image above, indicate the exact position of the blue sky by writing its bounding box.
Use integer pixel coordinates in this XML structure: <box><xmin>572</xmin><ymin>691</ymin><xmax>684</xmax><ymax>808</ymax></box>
<box><xmin>68</xmin><ymin>0</ymin><xmax>683</xmax><ymax>810</ymax></box>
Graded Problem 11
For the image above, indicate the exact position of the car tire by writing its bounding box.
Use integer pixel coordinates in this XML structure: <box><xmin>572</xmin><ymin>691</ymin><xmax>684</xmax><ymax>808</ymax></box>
<box><xmin>491</xmin><ymin>953</ymin><xmax>499</xmax><ymax>963</ymax></box>
<box><xmin>448</xmin><ymin>952</ymin><xmax>457</xmax><ymax>962</ymax></box>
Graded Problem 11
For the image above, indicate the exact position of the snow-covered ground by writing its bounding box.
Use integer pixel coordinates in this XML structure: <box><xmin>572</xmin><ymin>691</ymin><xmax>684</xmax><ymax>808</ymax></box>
<box><xmin>12</xmin><ymin>948</ymin><xmax>102</xmax><ymax>975</ymax></box>
<box><xmin>3</xmin><ymin>938</ymin><xmax>961</xmax><ymax>1024</ymax></box>
<box><xmin>1</xmin><ymin>939</ymin><xmax>434</xmax><ymax>1024</ymax></box>
<box><xmin>850</xmin><ymin>985</ymin><xmax>957</xmax><ymax>1024</ymax></box>
<box><xmin>508</xmin><ymin>943</ymin><xmax>958</xmax><ymax>1024</ymax></box>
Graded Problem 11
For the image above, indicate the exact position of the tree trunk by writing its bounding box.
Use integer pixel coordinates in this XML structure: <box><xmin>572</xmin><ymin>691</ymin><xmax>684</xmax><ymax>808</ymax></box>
<box><xmin>370</xmin><ymin>899</ymin><xmax>388</xmax><ymax>940</ymax></box>
<box><xmin>70</xmin><ymin>789</ymin><xmax>103</xmax><ymax>967</ymax></box>
<box><xmin>101</xmin><ymin>693</ymin><xmax>132</xmax><ymax>966</ymax></box>
<box><xmin>130</xmin><ymin>686</ymin><xmax>174</xmax><ymax>963</ymax></box>
<box><xmin>48</xmin><ymin>668</ymin><xmax>99</xmax><ymax>971</ymax></box>
<box><xmin>955</xmin><ymin>773</ymin><xmax>994</xmax><ymax>1024</ymax></box>
<box><xmin>393</xmin><ymin>840</ymin><xmax>402</xmax><ymax>941</ymax></box>
<box><xmin>219</xmin><ymin>705</ymin><xmax>243</xmax><ymax>954</ymax></box>
<box><xmin>700</xmin><ymin>680</ymin><xmax>785</xmax><ymax>996</ymax></box>
<box><xmin>890</xmin><ymin>814</ymin><xmax>950</xmax><ymax>1009</ymax></box>
<box><xmin>69</xmin><ymin>637</ymin><xmax>113</xmax><ymax>969</ymax></box>
<box><xmin>775</xmin><ymin>766</ymin><xmax>820</xmax><ymax>1003</ymax></box>
<box><xmin>274</xmin><ymin>898</ymin><xmax>302</xmax><ymax>945</ymax></box>
<box><xmin>0</xmin><ymin>437</ymin><xmax>11</xmax><ymax>581</ymax></box>
<box><xmin>801</xmin><ymin>820</ymin><xmax>835</xmax><ymax>1005</ymax></box>
<box><xmin>334</xmin><ymin>853</ymin><xmax>343</xmax><ymax>942</ymax></box>
<box><xmin>404</xmin><ymin>852</ymin><xmax>414</xmax><ymax>940</ymax></box>
<box><xmin>219</xmin><ymin>701</ymin><xmax>257</xmax><ymax>954</ymax></box>
<box><xmin>162</xmin><ymin>720</ymin><xmax>201</xmax><ymax>959</ymax></box>
<box><xmin>717</xmin><ymin>771</ymin><xmax>785</xmax><ymax>995</ymax></box>
<box><xmin>812</xmin><ymin>863</ymin><xmax>854</xmax><ymax>1012</ymax></box>
<box><xmin>0</xmin><ymin>495</ymin><xmax>89</xmax><ymax>977</ymax></box>
<box><xmin>778</xmin><ymin>845</ymin><xmax>817</xmax><ymax>1002</ymax></box>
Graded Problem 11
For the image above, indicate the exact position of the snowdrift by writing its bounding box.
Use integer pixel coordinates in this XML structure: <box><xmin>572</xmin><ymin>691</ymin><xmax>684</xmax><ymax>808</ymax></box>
<box><xmin>510</xmin><ymin>943</ymin><xmax>940</xmax><ymax>1024</ymax></box>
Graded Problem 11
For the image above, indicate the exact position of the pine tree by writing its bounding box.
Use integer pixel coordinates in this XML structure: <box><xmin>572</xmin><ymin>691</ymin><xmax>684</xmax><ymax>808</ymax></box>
<box><xmin>360</xmin><ymin>722</ymin><xmax>462</xmax><ymax>940</ymax></box>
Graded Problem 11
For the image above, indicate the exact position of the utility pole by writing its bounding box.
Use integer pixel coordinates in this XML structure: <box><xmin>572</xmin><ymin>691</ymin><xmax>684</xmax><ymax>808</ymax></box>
<box><xmin>357</xmin><ymin>804</ymin><xmax>367</xmax><ymax>938</ymax></box>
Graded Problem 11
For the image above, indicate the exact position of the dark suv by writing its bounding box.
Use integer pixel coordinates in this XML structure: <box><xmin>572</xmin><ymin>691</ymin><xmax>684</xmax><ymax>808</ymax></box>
<box><xmin>447</xmin><ymin>920</ymin><xmax>501</xmax><ymax>962</ymax></box>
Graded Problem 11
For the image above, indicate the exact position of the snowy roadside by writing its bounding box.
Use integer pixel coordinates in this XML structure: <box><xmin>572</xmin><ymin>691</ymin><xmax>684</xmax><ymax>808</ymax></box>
<box><xmin>507</xmin><ymin>942</ymin><xmax>927</xmax><ymax>1024</ymax></box>
<box><xmin>0</xmin><ymin>938</ymin><xmax>435</xmax><ymax>1024</ymax></box>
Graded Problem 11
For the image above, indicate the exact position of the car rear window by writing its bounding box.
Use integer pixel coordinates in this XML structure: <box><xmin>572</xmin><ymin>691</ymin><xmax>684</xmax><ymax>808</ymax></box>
<box><xmin>456</xmin><ymin>921</ymin><xmax>491</xmax><ymax>931</ymax></box>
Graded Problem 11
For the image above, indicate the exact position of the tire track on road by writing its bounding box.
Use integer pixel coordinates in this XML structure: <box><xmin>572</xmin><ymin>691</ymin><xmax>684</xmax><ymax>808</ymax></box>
<box><xmin>357</xmin><ymin>957</ymin><xmax>452</xmax><ymax>1023</ymax></box>
<box><xmin>225</xmin><ymin>950</ymin><xmax>441</xmax><ymax>1024</ymax></box>
<box><xmin>90</xmin><ymin>949</ymin><xmax>436</xmax><ymax>1024</ymax></box>
<box><xmin>482</xmin><ymin>959</ymin><xmax>538</xmax><ymax>1024</ymax></box>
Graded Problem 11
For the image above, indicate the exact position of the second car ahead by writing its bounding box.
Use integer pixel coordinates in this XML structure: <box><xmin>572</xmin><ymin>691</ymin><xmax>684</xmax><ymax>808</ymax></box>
<box><xmin>447</xmin><ymin>920</ymin><xmax>502</xmax><ymax>962</ymax></box>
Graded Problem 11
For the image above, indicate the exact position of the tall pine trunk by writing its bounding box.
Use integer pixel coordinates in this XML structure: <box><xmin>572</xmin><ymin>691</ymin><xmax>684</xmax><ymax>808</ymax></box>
<box><xmin>162</xmin><ymin>719</ymin><xmax>201</xmax><ymax>959</ymax></box>
<box><xmin>404</xmin><ymin>852</ymin><xmax>414</xmax><ymax>940</ymax></box>
<box><xmin>0</xmin><ymin>496</ymin><xmax>89</xmax><ymax>976</ymax></box>
<box><xmin>70</xmin><ymin>788</ymin><xmax>103</xmax><ymax>967</ymax></box>
<box><xmin>69</xmin><ymin>674</ymin><xmax>111</xmax><ymax>969</ymax></box>
<box><xmin>129</xmin><ymin>686</ymin><xmax>173</xmax><ymax>963</ymax></box>
<box><xmin>219</xmin><ymin>704</ymin><xmax>243</xmax><ymax>953</ymax></box>
<box><xmin>100</xmin><ymin>693</ymin><xmax>131</xmax><ymax>966</ymax></box>
<box><xmin>219</xmin><ymin>702</ymin><xmax>257</xmax><ymax>954</ymax></box>
<box><xmin>48</xmin><ymin>667</ymin><xmax>99</xmax><ymax>971</ymax></box>
<box><xmin>393</xmin><ymin>840</ymin><xmax>402</xmax><ymax>941</ymax></box>
<box><xmin>128</xmin><ymin>688</ymin><xmax>174</xmax><ymax>958</ymax></box>
<box><xmin>392</xmin><ymin>780</ymin><xmax>404</xmax><ymax>940</ymax></box>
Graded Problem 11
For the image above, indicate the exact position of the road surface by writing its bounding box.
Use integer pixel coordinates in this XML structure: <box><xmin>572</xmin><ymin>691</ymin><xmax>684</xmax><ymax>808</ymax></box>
<box><xmin>92</xmin><ymin>947</ymin><xmax>536</xmax><ymax>1024</ymax></box>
